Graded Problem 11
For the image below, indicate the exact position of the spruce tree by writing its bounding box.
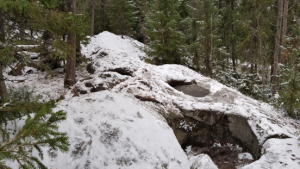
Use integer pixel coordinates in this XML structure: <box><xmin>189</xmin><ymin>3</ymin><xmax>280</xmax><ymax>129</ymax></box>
<box><xmin>108</xmin><ymin>0</ymin><xmax>136</xmax><ymax>38</ymax></box>
<box><xmin>277</xmin><ymin>41</ymin><xmax>300</xmax><ymax>117</ymax></box>
<box><xmin>64</xmin><ymin>0</ymin><xmax>77</xmax><ymax>88</ymax></box>
<box><xmin>145</xmin><ymin>0</ymin><xmax>185</xmax><ymax>64</ymax></box>
<box><xmin>0</xmin><ymin>100</ymin><xmax>69</xmax><ymax>169</ymax></box>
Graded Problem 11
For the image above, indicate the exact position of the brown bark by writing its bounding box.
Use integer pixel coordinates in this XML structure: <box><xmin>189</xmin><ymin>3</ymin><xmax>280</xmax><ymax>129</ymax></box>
<box><xmin>272</xmin><ymin>0</ymin><xmax>283</xmax><ymax>96</ymax></box>
<box><xmin>191</xmin><ymin>0</ymin><xmax>194</xmax><ymax>19</ymax></box>
<box><xmin>163</xmin><ymin>0</ymin><xmax>169</xmax><ymax>63</ymax></box>
<box><xmin>231</xmin><ymin>0</ymin><xmax>236</xmax><ymax>71</ymax></box>
<box><xmin>280</xmin><ymin>0</ymin><xmax>289</xmax><ymax>64</ymax></box>
<box><xmin>204</xmin><ymin>2</ymin><xmax>210</xmax><ymax>76</ymax></box>
<box><xmin>64</xmin><ymin>0</ymin><xmax>77</xmax><ymax>88</ymax></box>
<box><xmin>0</xmin><ymin>10</ymin><xmax>9</xmax><ymax>101</ymax></box>
<box><xmin>210</xmin><ymin>0</ymin><xmax>213</xmax><ymax>78</ymax></box>
<box><xmin>0</xmin><ymin>13</ymin><xmax>4</xmax><ymax>43</ymax></box>
<box><xmin>0</xmin><ymin>63</ymin><xmax>9</xmax><ymax>101</ymax></box>
<box><xmin>278</xmin><ymin>0</ymin><xmax>289</xmax><ymax>91</ymax></box>
<box><xmin>91</xmin><ymin>0</ymin><xmax>95</xmax><ymax>36</ymax></box>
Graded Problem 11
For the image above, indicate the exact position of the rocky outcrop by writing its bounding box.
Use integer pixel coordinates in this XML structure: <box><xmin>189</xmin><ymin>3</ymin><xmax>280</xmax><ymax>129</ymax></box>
<box><xmin>79</xmin><ymin>31</ymin><xmax>300</xmax><ymax>168</ymax></box>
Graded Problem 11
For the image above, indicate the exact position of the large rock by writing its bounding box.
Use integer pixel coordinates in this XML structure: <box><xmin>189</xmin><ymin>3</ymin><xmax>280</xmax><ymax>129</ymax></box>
<box><xmin>43</xmin><ymin>92</ymin><xmax>190</xmax><ymax>169</ymax></box>
<box><xmin>81</xmin><ymin>31</ymin><xmax>300</xmax><ymax>168</ymax></box>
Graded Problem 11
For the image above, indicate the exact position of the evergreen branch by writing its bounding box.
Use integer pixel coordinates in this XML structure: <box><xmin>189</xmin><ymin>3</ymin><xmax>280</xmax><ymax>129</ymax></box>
<box><xmin>0</xmin><ymin>133</ymin><xmax>25</xmax><ymax>150</ymax></box>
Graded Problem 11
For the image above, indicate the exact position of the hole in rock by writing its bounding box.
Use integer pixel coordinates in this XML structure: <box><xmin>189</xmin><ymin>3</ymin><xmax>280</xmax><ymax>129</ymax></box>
<box><xmin>168</xmin><ymin>80</ymin><xmax>210</xmax><ymax>97</ymax></box>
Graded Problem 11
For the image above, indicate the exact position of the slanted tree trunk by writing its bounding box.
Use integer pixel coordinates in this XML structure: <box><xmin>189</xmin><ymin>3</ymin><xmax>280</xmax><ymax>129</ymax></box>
<box><xmin>91</xmin><ymin>0</ymin><xmax>95</xmax><ymax>36</ymax></box>
<box><xmin>64</xmin><ymin>0</ymin><xmax>77</xmax><ymax>88</ymax></box>
<box><xmin>272</xmin><ymin>0</ymin><xmax>283</xmax><ymax>96</ymax></box>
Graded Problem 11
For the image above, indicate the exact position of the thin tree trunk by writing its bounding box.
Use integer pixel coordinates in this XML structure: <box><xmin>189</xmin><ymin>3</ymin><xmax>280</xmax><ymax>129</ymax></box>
<box><xmin>91</xmin><ymin>0</ymin><xmax>95</xmax><ymax>36</ymax></box>
<box><xmin>0</xmin><ymin>10</ymin><xmax>4</xmax><ymax>43</ymax></box>
<box><xmin>0</xmin><ymin>10</ymin><xmax>9</xmax><ymax>101</ymax></box>
<box><xmin>191</xmin><ymin>0</ymin><xmax>194</xmax><ymax>19</ymax></box>
<box><xmin>272</xmin><ymin>0</ymin><xmax>283</xmax><ymax>96</ymax></box>
<box><xmin>281</xmin><ymin>0</ymin><xmax>289</xmax><ymax>65</ymax></box>
<box><xmin>142</xmin><ymin>0</ymin><xmax>146</xmax><ymax>44</ymax></box>
<box><xmin>231</xmin><ymin>0</ymin><xmax>236</xmax><ymax>71</ymax></box>
<box><xmin>0</xmin><ymin>63</ymin><xmax>9</xmax><ymax>101</ymax></box>
<box><xmin>64</xmin><ymin>0</ymin><xmax>77</xmax><ymax>88</ymax></box>
<box><xmin>204</xmin><ymin>2</ymin><xmax>210</xmax><ymax>76</ymax></box>
<box><xmin>210</xmin><ymin>0</ymin><xmax>213</xmax><ymax>78</ymax></box>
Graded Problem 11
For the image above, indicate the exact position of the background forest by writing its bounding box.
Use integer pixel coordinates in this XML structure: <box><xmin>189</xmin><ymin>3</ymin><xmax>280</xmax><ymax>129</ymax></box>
<box><xmin>1</xmin><ymin>0</ymin><xmax>300</xmax><ymax>168</ymax></box>
<box><xmin>0</xmin><ymin>0</ymin><xmax>299</xmax><ymax>118</ymax></box>
<box><xmin>1</xmin><ymin>0</ymin><xmax>300</xmax><ymax>117</ymax></box>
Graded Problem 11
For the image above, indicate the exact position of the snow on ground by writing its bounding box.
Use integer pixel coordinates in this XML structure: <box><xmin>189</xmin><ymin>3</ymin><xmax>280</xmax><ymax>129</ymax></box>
<box><xmin>4</xmin><ymin>31</ymin><xmax>300</xmax><ymax>168</ymax></box>
<box><xmin>238</xmin><ymin>153</ymin><xmax>254</xmax><ymax>161</ymax></box>
<box><xmin>189</xmin><ymin>154</ymin><xmax>218</xmax><ymax>169</ymax></box>
<box><xmin>240</xmin><ymin>138</ymin><xmax>300</xmax><ymax>169</ymax></box>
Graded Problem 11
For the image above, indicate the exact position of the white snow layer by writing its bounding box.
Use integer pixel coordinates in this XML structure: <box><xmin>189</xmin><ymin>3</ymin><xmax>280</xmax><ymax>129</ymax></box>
<box><xmin>3</xmin><ymin>31</ymin><xmax>300</xmax><ymax>168</ymax></box>
<box><xmin>189</xmin><ymin>154</ymin><xmax>218</xmax><ymax>169</ymax></box>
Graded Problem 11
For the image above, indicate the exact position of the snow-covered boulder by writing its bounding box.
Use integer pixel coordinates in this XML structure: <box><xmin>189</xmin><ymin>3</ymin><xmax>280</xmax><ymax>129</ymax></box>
<box><xmin>39</xmin><ymin>91</ymin><xmax>190</xmax><ymax>169</ymax></box>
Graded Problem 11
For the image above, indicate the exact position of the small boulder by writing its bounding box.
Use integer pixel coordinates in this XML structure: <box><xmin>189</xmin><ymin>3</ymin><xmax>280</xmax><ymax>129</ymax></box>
<box><xmin>85</xmin><ymin>82</ymin><xmax>94</xmax><ymax>88</ymax></box>
<box><xmin>91</xmin><ymin>84</ymin><xmax>105</xmax><ymax>93</ymax></box>
<box><xmin>86</xmin><ymin>63</ymin><xmax>96</xmax><ymax>74</ymax></box>
<box><xmin>97</xmin><ymin>51</ymin><xmax>108</xmax><ymax>58</ymax></box>
<box><xmin>79</xmin><ymin>90</ymin><xmax>88</xmax><ymax>94</ymax></box>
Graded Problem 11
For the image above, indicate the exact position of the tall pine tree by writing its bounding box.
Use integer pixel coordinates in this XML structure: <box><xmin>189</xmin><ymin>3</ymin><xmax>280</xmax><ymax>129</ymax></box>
<box><xmin>108</xmin><ymin>0</ymin><xmax>136</xmax><ymax>38</ymax></box>
<box><xmin>145</xmin><ymin>0</ymin><xmax>185</xmax><ymax>64</ymax></box>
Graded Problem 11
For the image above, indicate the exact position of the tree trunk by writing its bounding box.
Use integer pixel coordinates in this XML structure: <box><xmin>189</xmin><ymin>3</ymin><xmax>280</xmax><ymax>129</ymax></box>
<box><xmin>0</xmin><ymin>63</ymin><xmax>9</xmax><ymax>101</ymax></box>
<box><xmin>64</xmin><ymin>0</ymin><xmax>77</xmax><ymax>88</ymax></box>
<box><xmin>0</xmin><ymin>10</ymin><xmax>4</xmax><ymax>43</ymax></box>
<box><xmin>91</xmin><ymin>0</ymin><xmax>95</xmax><ymax>36</ymax></box>
<box><xmin>231</xmin><ymin>0</ymin><xmax>236</xmax><ymax>71</ymax></box>
<box><xmin>278</xmin><ymin>0</ymin><xmax>289</xmax><ymax>91</ymax></box>
<box><xmin>76</xmin><ymin>37</ymin><xmax>82</xmax><ymax>64</ymax></box>
<box><xmin>272</xmin><ymin>0</ymin><xmax>283</xmax><ymax>96</ymax></box>
<box><xmin>204</xmin><ymin>1</ymin><xmax>210</xmax><ymax>76</ymax></box>
<box><xmin>280</xmin><ymin>0</ymin><xmax>289</xmax><ymax>65</ymax></box>
<box><xmin>0</xmin><ymin>12</ymin><xmax>9</xmax><ymax>101</ymax></box>
<box><xmin>191</xmin><ymin>0</ymin><xmax>194</xmax><ymax>19</ymax></box>
<box><xmin>210</xmin><ymin>0</ymin><xmax>213</xmax><ymax>78</ymax></box>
